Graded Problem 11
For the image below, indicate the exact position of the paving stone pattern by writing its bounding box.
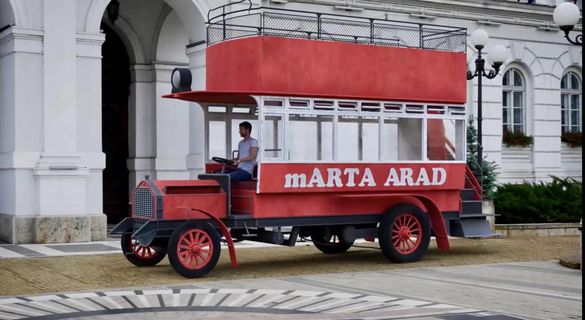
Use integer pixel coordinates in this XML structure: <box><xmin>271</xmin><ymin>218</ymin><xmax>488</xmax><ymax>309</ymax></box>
<box><xmin>0</xmin><ymin>287</ymin><xmax>521</xmax><ymax>320</ymax></box>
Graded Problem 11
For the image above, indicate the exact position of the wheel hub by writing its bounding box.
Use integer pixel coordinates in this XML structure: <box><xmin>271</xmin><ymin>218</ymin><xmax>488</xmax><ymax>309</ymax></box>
<box><xmin>398</xmin><ymin>226</ymin><xmax>411</xmax><ymax>240</ymax></box>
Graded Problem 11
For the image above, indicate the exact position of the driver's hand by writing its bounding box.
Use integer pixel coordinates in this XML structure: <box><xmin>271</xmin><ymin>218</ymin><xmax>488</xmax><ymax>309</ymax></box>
<box><xmin>232</xmin><ymin>159</ymin><xmax>238</xmax><ymax>166</ymax></box>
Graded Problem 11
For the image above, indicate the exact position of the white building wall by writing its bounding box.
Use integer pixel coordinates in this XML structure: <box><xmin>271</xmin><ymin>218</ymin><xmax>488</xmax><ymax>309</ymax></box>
<box><xmin>0</xmin><ymin>0</ymin><xmax>581</xmax><ymax>243</ymax></box>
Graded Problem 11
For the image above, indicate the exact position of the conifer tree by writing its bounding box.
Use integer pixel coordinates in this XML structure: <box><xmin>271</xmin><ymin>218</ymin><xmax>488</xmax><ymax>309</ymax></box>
<box><xmin>466</xmin><ymin>117</ymin><xmax>499</xmax><ymax>199</ymax></box>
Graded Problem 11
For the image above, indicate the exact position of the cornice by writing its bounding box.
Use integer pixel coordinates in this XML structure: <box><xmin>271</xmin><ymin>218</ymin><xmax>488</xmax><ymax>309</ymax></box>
<box><xmin>282</xmin><ymin>0</ymin><xmax>582</xmax><ymax>30</ymax></box>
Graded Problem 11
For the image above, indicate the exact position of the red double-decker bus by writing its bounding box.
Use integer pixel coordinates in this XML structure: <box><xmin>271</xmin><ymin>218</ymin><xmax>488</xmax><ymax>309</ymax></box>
<box><xmin>112</xmin><ymin>1</ymin><xmax>498</xmax><ymax>278</ymax></box>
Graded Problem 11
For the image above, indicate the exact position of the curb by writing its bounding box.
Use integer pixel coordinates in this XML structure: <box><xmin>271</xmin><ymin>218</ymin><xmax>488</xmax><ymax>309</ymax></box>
<box><xmin>559</xmin><ymin>254</ymin><xmax>581</xmax><ymax>270</ymax></box>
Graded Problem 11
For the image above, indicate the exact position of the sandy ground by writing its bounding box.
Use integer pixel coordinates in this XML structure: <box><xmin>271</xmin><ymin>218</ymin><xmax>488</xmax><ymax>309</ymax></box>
<box><xmin>0</xmin><ymin>236</ymin><xmax>579</xmax><ymax>297</ymax></box>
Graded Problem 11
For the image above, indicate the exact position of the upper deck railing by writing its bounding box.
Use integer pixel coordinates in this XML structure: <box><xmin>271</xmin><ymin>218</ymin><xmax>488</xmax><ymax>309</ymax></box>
<box><xmin>206</xmin><ymin>1</ymin><xmax>467</xmax><ymax>52</ymax></box>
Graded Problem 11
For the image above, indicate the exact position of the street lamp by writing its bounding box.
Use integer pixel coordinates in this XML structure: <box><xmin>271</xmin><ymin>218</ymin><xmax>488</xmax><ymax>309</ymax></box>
<box><xmin>553</xmin><ymin>2</ymin><xmax>582</xmax><ymax>46</ymax></box>
<box><xmin>467</xmin><ymin>29</ymin><xmax>508</xmax><ymax>168</ymax></box>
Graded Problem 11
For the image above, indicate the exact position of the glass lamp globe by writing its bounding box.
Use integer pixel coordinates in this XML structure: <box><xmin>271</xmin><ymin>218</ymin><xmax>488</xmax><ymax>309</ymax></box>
<box><xmin>553</xmin><ymin>2</ymin><xmax>581</xmax><ymax>27</ymax></box>
<box><xmin>471</xmin><ymin>29</ymin><xmax>489</xmax><ymax>49</ymax></box>
<box><xmin>489</xmin><ymin>45</ymin><xmax>508</xmax><ymax>66</ymax></box>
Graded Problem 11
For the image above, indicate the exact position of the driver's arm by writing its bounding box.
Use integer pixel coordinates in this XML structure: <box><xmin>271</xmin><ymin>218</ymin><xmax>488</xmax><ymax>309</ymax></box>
<box><xmin>238</xmin><ymin>147</ymin><xmax>258</xmax><ymax>163</ymax></box>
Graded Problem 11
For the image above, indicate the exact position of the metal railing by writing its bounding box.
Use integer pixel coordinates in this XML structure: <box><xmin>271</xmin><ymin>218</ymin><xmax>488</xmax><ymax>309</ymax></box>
<box><xmin>206</xmin><ymin>3</ymin><xmax>467</xmax><ymax>52</ymax></box>
<box><xmin>467</xmin><ymin>142</ymin><xmax>485</xmax><ymax>199</ymax></box>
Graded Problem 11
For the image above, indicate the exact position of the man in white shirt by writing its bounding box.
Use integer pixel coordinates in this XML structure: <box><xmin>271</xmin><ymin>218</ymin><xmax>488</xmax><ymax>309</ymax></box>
<box><xmin>230</xmin><ymin>121</ymin><xmax>258</xmax><ymax>181</ymax></box>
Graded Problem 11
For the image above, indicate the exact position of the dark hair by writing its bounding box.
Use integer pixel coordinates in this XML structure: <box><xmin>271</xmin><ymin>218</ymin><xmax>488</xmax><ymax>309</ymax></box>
<box><xmin>239</xmin><ymin>121</ymin><xmax>252</xmax><ymax>132</ymax></box>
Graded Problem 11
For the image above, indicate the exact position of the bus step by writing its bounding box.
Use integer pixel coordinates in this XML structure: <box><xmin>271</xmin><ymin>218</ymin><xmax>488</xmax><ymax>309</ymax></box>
<box><xmin>459</xmin><ymin>188</ymin><xmax>478</xmax><ymax>201</ymax></box>
<box><xmin>461</xmin><ymin>200</ymin><xmax>482</xmax><ymax>215</ymax></box>
<box><xmin>459</xmin><ymin>213</ymin><xmax>498</xmax><ymax>218</ymax></box>
<box><xmin>450</xmin><ymin>219</ymin><xmax>502</xmax><ymax>239</ymax></box>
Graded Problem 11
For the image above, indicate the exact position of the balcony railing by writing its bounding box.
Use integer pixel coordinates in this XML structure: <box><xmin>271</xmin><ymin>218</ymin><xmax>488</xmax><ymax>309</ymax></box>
<box><xmin>206</xmin><ymin>2</ymin><xmax>467</xmax><ymax>52</ymax></box>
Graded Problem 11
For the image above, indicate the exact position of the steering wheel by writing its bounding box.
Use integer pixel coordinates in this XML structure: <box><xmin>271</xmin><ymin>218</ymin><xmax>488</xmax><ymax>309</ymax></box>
<box><xmin>212</xmin><ymin>157</ymin><xmax>234</xmax><ymax>165</ymax></box>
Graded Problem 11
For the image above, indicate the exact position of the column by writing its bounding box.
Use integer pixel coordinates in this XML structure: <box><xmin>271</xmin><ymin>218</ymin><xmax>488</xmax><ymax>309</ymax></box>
<box><xmin>186</xmin><ymin>43</ymin><xmax>207</xmax><ymax>178</ymax></box>
<box><xmin>154</xmin><ymin>63</ymin><xmax>190</xmax><ymax>180</ymax></box>
<box><xmin>128</xmin><ymin>65</ymin><xmax>157</xmax><ymax>186</ymax></box>
<box><xmin>0</xmin><ymin>27</ymin><xmax>44</xmax><ymax>243</ymax></box>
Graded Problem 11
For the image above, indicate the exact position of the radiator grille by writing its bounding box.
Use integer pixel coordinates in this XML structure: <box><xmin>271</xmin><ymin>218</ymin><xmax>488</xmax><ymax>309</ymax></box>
<box><xmin>133</xmin><ymin>219</ymin><xmax>148</xmax><ymax>233</ymax></box>
<box><xmin>133</xmin><ymin>187</ymin><xmax>154</xmax><ymax>220</ymax></box>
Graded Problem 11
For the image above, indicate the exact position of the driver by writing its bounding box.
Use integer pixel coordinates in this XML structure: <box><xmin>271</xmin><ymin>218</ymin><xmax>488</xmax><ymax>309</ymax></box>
<box><xmin>230</xmin><ymin>121</ymin><xmax>258</xmax><ymax>181</ymax></box>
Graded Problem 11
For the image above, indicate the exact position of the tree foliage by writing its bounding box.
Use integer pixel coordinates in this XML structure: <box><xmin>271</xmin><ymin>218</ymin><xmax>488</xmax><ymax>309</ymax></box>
<box><xmin>466</xmin><ymin>117</ymin><xmax>499</xmax><ymax>199</ymax></box>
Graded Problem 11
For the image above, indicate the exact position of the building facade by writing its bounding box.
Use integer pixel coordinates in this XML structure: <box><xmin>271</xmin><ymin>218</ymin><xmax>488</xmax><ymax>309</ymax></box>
<box><xmin>0</xmin><ymin>0</ymin><xmax>581</xmax><ymax>244</ymax></box>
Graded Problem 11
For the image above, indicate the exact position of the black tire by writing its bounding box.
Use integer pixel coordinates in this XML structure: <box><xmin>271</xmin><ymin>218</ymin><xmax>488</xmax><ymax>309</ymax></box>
<box><xmin>310</xmin><ymin>228</ymin><xmax>354</xmax><ymax>254</ymax></box>
<box><xmin>378</xmin><ymin>204</ymin><xmax>431</xmax><ymax>263</ymax></box>
<box><xmin>121</xmin><ymin>230</ymin><xmax>167</xmax><ymax>267</ymax></box>
<box><xmin>167</xmin><ymin>222</ymin><xmax>221</xmax><ymax>278</ymax></box>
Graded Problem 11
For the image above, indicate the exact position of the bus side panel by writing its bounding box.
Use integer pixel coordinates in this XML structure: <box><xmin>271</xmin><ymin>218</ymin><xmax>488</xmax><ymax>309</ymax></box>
<box><xmin>258</xmin><ymin>163</ymin><xmax>466</xmax><ymax>194</ymax></box>
<box><xmin>250</xmin><ymin>190</ymin><xmax>460</xmax><ymax>219</ymax></box>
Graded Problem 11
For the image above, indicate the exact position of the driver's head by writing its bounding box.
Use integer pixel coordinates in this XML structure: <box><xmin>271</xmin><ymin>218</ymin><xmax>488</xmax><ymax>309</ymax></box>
<box><xmin>239</xmin><ymin>121</ymin><xmax>252</xmax><ymax>138</ymax></box>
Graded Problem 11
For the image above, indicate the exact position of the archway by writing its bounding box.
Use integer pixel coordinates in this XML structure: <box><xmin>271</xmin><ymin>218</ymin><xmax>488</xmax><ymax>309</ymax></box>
<box><xmin>101</xmin><ymin>23</ymin><xmax>130</xmax><ymax>223</ymax></box>
<box><xmin>0</xmin><ymin>1</ymin><xmax>16</xmax><ymax>28</ymax></box>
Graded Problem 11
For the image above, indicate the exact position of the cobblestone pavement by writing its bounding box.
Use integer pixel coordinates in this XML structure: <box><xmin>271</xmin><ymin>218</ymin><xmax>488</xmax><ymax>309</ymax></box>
<box><xmin>4</xmin><ymin>260</ymin><xmax>578</xmax><ymax>320</ymax></box>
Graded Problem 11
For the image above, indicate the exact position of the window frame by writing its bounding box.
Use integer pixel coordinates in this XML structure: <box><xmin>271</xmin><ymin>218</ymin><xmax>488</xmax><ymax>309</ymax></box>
<box><xmin>502</xmin><ymin>68</ymin><xmax>526</xmax><ymax>134</ymax></box>
<box><xmin>561</xmin><ymin>71</ymin><xmax>582</xmax><ymax>134</ymax></box>
<box><xmin>258</xmin><ymin>96</ymin><xmax>467</xmax><ymax>163</ymax></box>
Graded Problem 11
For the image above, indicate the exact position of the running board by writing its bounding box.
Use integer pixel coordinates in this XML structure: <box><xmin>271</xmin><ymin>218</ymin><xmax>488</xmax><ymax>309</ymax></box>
<box><xmin>231</xmin><ymin>227</ymin><xmax>300</xmax><ymax>246</ymax></box>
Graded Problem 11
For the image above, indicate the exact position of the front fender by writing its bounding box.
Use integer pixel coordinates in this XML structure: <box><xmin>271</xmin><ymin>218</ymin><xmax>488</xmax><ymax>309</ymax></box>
<box><xmin>110</xmin><ymin>217</ymin><xmax>133</xmax><ymax>235</ymax></box>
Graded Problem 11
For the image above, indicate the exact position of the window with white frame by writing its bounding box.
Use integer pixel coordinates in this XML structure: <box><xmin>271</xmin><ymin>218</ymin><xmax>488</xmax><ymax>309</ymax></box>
<box><xmin>502</xmin><ymin>68</ymin><xmax>526</xmax><ymax>134</ymax></box>
<box><xmin>260</xmin><ymin>97</ymin><xmax>467</xmax><ymax>162</ymax></box>
<box><xmin>206</xmin><ymin>105</ymin><xmax>258</xmax><ymax>160</ymax></box>
<box><xmin>561</xmin><ymin>71</ymin><xmax>582</xmax><ymax>133</ymax></box>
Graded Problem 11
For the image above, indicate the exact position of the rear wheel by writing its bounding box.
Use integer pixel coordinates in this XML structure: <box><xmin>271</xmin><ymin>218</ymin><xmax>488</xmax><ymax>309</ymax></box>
<box><xmin>378</xmin><ymin>204</ymin><xmax>431</xmax><ymax>263</ymax></box>
<box><xmin>310</xmin><ymin>228</ymin><xmax>354</xmax><ymax>254</ymax></box>
<box><xmin>167</xmin><ymin>222</ymin><xmax>221</xmax><ymax>278</ymax></box>
<box><xmin>121</xmin><ymin>230</ymin><xmax>167</xmax><ymax>267</ymax></box>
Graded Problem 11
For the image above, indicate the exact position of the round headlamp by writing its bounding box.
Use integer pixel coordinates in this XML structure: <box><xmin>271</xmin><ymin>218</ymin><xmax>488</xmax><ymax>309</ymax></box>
<box><xmin>171</xmin><ymin>68</ymin><xmax>192</xmax><ymax>93</ymax></box>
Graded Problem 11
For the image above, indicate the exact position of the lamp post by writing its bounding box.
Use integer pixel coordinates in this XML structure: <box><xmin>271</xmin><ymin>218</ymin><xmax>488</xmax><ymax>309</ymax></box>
<box><xmin>553</xmin><ymin>2</ymin><xmax>582</xmax><ymax>46</ymax></box>
<box><xmin>467</xmin><ymin>29</ymin><xmax>508</xmax><ymax>168</ymax></box>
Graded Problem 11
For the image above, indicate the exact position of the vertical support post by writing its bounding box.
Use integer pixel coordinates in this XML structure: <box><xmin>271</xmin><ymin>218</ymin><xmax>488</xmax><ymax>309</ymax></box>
<box><xmin>317</xmin><ymin>13</ymin><xmax>322</xmax><ymax>39</ymax></box>
<box><xmin>260</xmin><ymin>12</ymin><xmax>264</xmax><ymax>36</ymax></box>
<box><xmin>370</xmin><ymin>19</ymin><xmax>374</xmax><ymax>44</ymax></box>
<box><xmin>476</xmin><ymin>48</ymin><xmax>484</xmax><ymax>169</ymax></box>
<box><xmin>222</xmin><ymin>7</ymin><xmax>226</xmax><ymax>40</ymax></box>
<box><xmin>419</xmin><ymin>24</ymin><xmax>424</xmax><ymax>48</ymax></box>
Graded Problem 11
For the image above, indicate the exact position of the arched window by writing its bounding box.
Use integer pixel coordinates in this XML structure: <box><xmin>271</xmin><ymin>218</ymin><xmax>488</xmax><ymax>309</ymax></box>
<box><xmin>502</xmin><ymin>68</ymin><xmax>526</xmax><ymax>133</ymax></box>
<box><xmin>561</xmin><ymin>71</ymin><xmax>582</xmax><ymax>133</ymax></box>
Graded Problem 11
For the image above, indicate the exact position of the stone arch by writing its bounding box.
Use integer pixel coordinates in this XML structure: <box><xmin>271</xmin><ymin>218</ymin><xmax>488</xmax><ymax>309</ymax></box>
<box><xmin>85</xmin><ymin>0</ymin><xmax>111</xmax><ymax>33</ymax></box>
<box><xmin>553</xmin><ymin>49</ymin><xmax>583</xmax><ymax>81</ymax></box>
<box><xmin>0</xmin><ymin>0</ymin><xmax>16</xmax><ymax>27</ymax></box>
<box><xmin>154</xmin><ymin>9</ymin><xmax>190</xmax><ymax>63</ymax></box>
<box><xmin>1</xmin><ymin>0</ymin><xmax>39</xmax><ymax>28</ymax></box>
<box><xmin>162</xmin><ymin>0</ymin><xmax>207</xmax><ymax>43</ymax></box>
<box><xmin>84</xmin><ymin>0</ymin><xmax>208</xmax><ymax>43</ymax></box>
<box><xmin>101</xmin><ymin>16</ymin><xmax>146</xmax><ymax>65</ymax></box>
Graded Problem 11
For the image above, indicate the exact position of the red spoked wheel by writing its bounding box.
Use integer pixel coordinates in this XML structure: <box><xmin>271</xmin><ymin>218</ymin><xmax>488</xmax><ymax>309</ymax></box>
<box><xmin>121</xmin><ymin>230</ymin><xmax>167</xmax><ymax>267</ymax></box>
<box><xmin>379</xmin><ymin>204</ymin><xmax>431</xmax><ymax>263</ymax></box>
<box><xmin>168</xmin><ymin>222</ymin><xmax>221</xmax><ymax>278</ymax></box>
<box><xmin>391</xmin><ymin>213</ymin><xmax>422</xmax><ymax>255</ymax></box>
<box><xmin>177</xmin><ymin>229</ymin><xmax>214</xmax><ymax>269</ymax></box>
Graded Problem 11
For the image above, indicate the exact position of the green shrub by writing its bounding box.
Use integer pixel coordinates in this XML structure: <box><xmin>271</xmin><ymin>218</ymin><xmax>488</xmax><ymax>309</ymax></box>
<box><xmin>561</xmin><ymin>131</ymin><xmax>582</xmax><ymax>148</ymax></box>
<box><xmin>503</xmin><ymin>129</ymin><xmax>533</xmax><ymax>147</ymax></box>
<box><xmin>494</xmin><ymin>176</ymin><xmax>582</xmax><ymax>224</ymax></box>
